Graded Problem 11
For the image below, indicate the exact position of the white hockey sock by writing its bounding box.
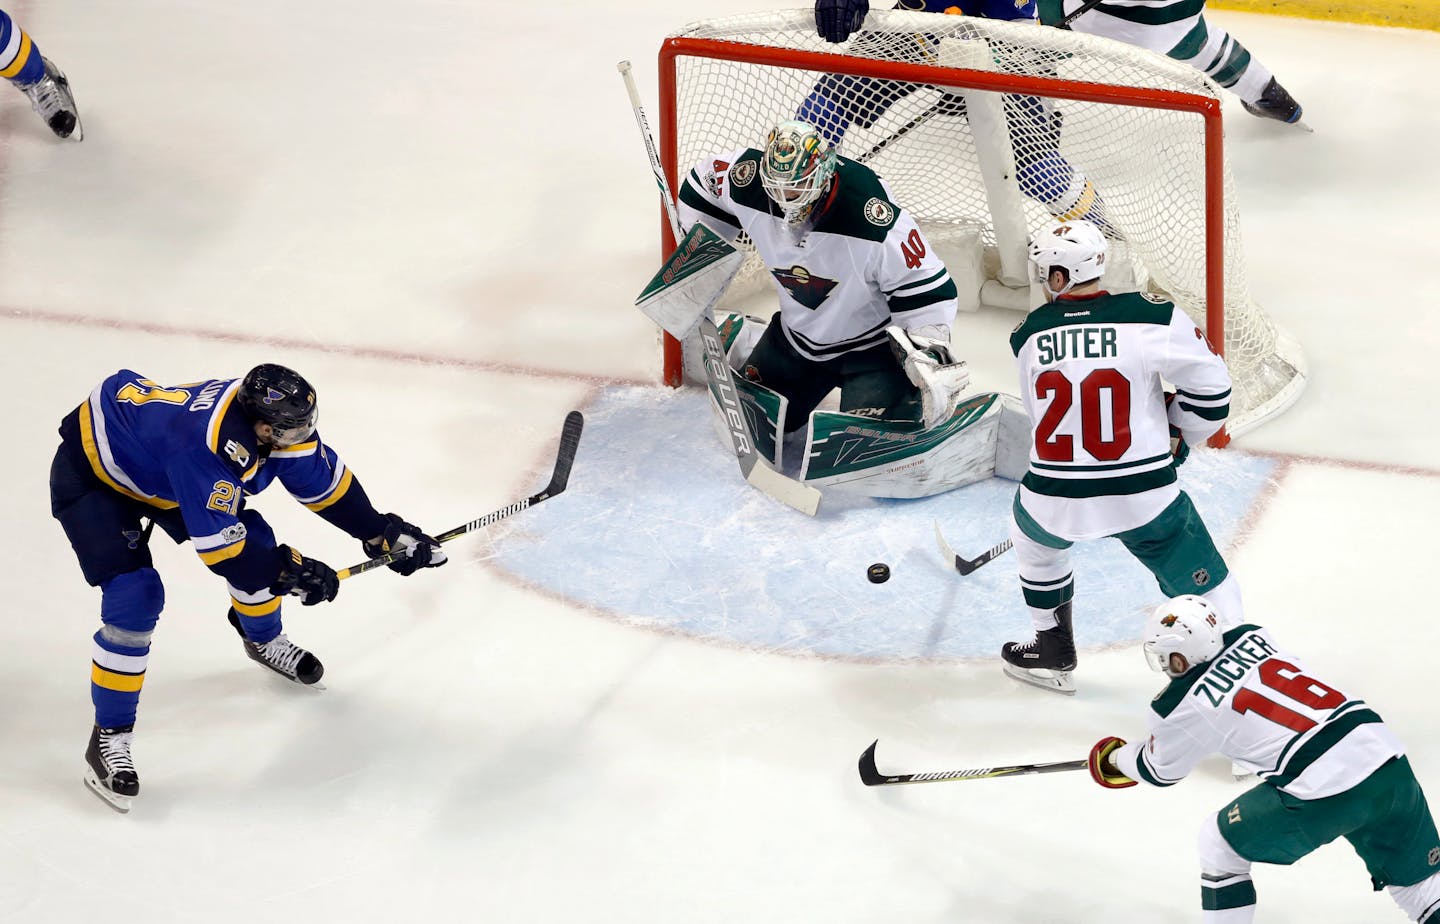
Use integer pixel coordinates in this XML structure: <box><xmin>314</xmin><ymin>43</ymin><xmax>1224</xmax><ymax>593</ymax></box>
<box><xmin>1388</xmin><ymin>870</ymin><xmax>1440</xmax><ymax>922</ymax></box>
<box><xmin>1199</xmin><ymin>811</ymin><xmax>1256</xmax><ymax>922</ymax></box>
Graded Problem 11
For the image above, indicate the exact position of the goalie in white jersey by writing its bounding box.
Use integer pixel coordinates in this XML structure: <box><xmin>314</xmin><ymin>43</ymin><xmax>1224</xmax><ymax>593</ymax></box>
<box><xmin>1001</xmin><ymin>219</ymin><xmax>1240</xmax><ymax>694</ymax></box>
<box><xmin>1089</xmin><ymin>596</ymin><xmax>1440</xmax><ymax>923</ymax></box>
<box><xmin>677</xmin><ymin>119</ymin><xmax>966</xmax><ymax>433</ymax></box>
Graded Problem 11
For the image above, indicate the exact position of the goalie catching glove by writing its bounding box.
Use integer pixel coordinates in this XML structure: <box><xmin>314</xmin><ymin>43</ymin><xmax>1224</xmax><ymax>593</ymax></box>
<box><xmin>1088</xmin><ymin>736</ymin><xmax>1138</xmax><ymax>789</ymax></box>
<box><xmin>362</xmin><ymin>513</ymin><xmax>448</xmax><ymax>576</ymax></box>
<box><xmin>887</xmin><ymin>325</ymin><xmax>970</xmax><ymax>429</ymax></box>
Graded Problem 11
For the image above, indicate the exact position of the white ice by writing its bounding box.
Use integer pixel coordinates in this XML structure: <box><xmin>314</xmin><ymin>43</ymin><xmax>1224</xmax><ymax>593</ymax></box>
<box><xmin>2</xmin><ymin>3</ymin><xmax>1439</xmax><ymax>922</ymax></box>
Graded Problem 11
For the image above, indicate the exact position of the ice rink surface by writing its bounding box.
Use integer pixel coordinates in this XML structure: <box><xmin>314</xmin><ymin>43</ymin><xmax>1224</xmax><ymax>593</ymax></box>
<box><xmin>2</xmin><ymin>3</ymin><xmax>1439</xmax><ymax>922</ymax></box>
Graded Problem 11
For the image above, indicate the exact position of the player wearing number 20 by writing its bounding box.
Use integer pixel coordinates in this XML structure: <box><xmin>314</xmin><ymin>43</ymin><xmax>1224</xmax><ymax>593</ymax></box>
<box><xmin>50</xmin><ymin>365</ymin><xmax>446</xmax><ymax>811</ymax></box>
<box><xmin>1001</xmin><ymin>219</ymin><xmax>1238</xmax><ymax>694</ymax></box>
<box><xmin>1089</xmin><ymin>597</ymin><xmax>1440</xmax><ymax>923</ymax></box>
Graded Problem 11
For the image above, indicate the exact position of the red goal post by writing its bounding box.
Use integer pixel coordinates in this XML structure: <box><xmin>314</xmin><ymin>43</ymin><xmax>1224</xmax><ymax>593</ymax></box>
<box><xmin>655</xmin><ymin>11</ymin><xmax>1306</xmax><ymax>444</ymax></box>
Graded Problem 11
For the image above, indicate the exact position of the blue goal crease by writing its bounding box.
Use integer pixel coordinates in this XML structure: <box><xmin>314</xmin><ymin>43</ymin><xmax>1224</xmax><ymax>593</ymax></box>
<box><xmin>491</xmin><ymin>387</ymin><xmax>1278</xmax><ymax>661</ymax></box>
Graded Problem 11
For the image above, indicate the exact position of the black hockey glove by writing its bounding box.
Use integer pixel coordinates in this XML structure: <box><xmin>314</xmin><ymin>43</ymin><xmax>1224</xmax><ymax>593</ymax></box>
<box><xmin>816</xmin><ymin>0</ymin><xmax>868</xmax><ymax>43</ymax></box>
<box><xmin>1164</xmin><ymin>392</ymin><xmax>1190</xmax><ymax>467</ymax></box>
<box><xmin>270</xmin><ymin>545</ymin><xmax>340</xmax><ymax>606</ymax></box>
<box><xmin>1170</xmin><ymin>424</ymin><xmax>1190</xmax><ymax>467</ymax></box>
<box><xmin>361</xmin><ymin>513</ymin><xmax>448</xmax><ymax>577</ymax></box>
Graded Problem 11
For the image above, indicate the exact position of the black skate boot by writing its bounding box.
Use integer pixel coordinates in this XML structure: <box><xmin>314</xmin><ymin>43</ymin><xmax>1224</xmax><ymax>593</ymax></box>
<box><xmin>84</xmin><ymin>724</ymin><xmax>138</xmax><ymax>813</ymax></box>
<box><xmin>17</xmin><ymin>56</ymin><xmax>82</xmax><ymax>140</ymax></box>
<box><xmin>1241</xmin><ymin>77</ymin><xmax>1304</xmax><ymax>126</ymax></box>
<box><xmin>1001</xmin><ymin>601</ymin><xmax>1078</xmax><ymax>695</ymax></box>
<box><xmin>228</xmin><ymin>610</ymin><xmax>324</xmax><ymax>686</ymax></box>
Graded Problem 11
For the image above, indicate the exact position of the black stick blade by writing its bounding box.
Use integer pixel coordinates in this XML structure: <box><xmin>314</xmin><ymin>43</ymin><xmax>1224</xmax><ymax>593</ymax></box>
<box><xmin>858</xmin><ymin>740</ymin><xmax>889</xmax><ymax>786</ymax></box>
<box><xmin>544</xmin><ymin>411</ymin><xmax>584</xmax><ymax>497</ymax></box>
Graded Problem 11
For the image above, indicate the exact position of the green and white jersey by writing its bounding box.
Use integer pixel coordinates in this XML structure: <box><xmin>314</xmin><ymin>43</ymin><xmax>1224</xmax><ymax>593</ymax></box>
<box><xmin>1009</xmin><ymin>291</ymin><xmax>1231</xmax><ymax>539</ymax></box>
<box><xmin>677</xmin><ymin>148</ymin><xmax>958</xmax><ymax>363</ymax></box>
<box><xmin>1113</xmin><ymin>625</ymin><xmax>1405</xmax><ymax>800</ymax></box>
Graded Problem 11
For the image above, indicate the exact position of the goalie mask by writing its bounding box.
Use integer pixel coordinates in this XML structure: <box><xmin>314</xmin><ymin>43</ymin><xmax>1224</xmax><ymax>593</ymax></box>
<box><xmin>760</xmin><ymin>120</ymin><xmax>837</xmax><ymax>226</ymax></box>
<box><xmin>1028</xmin><ymin>219</ymin><xmax>1107</xmax><ymax>299</ymax></box>
<box><xmin>1142</xmin><ymin>595</ymin><xmax>1224</xmax><ymax>677</ymax></box>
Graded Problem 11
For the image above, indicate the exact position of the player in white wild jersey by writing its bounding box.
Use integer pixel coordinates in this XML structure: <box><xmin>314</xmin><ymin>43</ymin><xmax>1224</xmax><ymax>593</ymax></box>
<box><xmin>1089</xmin><ymin>596</ymin><xmax>1440</xmax><ymax>923</ymax></box>
<box><xmin>999</xmin><ymin>219</ymin><xmax>1239</xmax><ymax>694</ymax></box>
<box><xmin>1039</xmin><ymin>0</ymin><xmax>1305</xmax><ymax>125</ymax></box>
<box><xmin>676</xmin><ymin>119</ymin><xmax>964</xmax><ymax>433</ymax></box>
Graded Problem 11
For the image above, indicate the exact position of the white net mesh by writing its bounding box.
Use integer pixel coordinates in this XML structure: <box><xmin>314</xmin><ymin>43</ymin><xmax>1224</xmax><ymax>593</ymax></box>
<box><xmin>663</xmin><ymin>9</ymin><xmax>1305</xmax><ymax>436</ymax></box>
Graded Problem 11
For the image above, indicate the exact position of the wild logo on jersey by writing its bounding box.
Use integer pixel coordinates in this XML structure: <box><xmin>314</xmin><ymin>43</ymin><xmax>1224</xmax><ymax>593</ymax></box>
<box><xmin>772</xmin><ymin>265</ymin><xmax>838</xmax><ymax>310</ymax></box>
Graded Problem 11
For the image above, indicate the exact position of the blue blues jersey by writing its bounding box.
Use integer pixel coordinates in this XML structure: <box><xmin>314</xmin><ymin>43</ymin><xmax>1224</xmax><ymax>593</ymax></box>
<box><xmin>896</xmin><ymin>0</ymin><xmax>1038</xmax><ymax>23</ymax></box>
<box><xmin>74</xmin><ymin>369</ymin><xmax>386</xmax><ymax>581</ymax></box>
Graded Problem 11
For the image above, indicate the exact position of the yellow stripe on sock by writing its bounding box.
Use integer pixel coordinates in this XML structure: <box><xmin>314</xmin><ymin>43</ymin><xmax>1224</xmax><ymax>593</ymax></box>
<box><xmin>0</xmin><ymin>33</ymin><xmax>33</xmax><ymax>80</ymax></box>
<box><xmin>91</xmin><ymin>663</ymin><xmax>145</xmax><ymax>693</ymax></box>
<box><xmin>1056</xmin><ymin>182</ymin><xmax>1098</xmax><ymax>222</ymax></box>
<box><xmin>231</xmin><ymin>595</ymin><xmax>280</xmax><ymax>617</ymax></box>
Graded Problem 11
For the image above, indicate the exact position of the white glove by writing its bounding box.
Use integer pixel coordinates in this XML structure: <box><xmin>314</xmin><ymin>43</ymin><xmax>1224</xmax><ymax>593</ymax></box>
<box><xmin>905</xmin><ymin>324</ymin><xmax>956</xmax><ymax>363</ymax></box>
<box><xmin>887</xmin><ymin>326</ymin><xmax>970</xmax><ymax>429</ymax></box>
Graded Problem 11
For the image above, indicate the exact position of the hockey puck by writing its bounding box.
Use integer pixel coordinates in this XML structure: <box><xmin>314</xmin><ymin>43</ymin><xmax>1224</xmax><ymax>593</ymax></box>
<box><xmin>867</xmin><ymin>563</ymin><xmax>891</xmax><ymax>584</ymax></box>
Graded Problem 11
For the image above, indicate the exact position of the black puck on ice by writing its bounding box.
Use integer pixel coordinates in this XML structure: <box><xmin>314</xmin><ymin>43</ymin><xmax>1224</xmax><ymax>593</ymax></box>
<box><xmin>867</xmin><ymin>563</ymin><xmax>891</xmax><ymax>584</ymax></box>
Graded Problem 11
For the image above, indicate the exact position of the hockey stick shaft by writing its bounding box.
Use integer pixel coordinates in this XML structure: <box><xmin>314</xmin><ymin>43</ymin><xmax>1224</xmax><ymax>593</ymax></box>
<box><xmin>933</xmin><ymin>521</ymin><xmax>1013</xmax><ymax>576</ymax></box>
<box><xmin>617</xmin><ymin>60</ymin><xmax>820</xmax><ymax>516</ymax></box>
<box><xmin>618</xmin><ymin>60</ymin><xmax>683</xmax><ymax>243</ymax></box>
<box><xmin>858</xmin><ymin>740</ymin><xmax>1085</xmax><ymax>786</ymax></box>
<box><xmin>336</xmin><ymin>411</ymin><xmax>584</xmax><ymax>580</ymax></box>
<box><xmin>1056</xmin><ymin>0</ymin><xmax>1105</xmax><ymax>28</ymax></box>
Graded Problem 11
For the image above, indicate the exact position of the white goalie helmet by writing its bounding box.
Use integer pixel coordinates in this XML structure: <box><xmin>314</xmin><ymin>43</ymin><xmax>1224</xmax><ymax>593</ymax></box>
<box><xmin>1142</xmin><ymin>595</ymin><xmax>1224</xmax><ymax>677</ymax></box>
<box><xmin>1028</xmin><ymin>219</ymin><xmax>1108</xmax><ymax>298</ymax></box>
<box><xmin>760</xmin><ymin>119</ymin><xmax>837</xmax><ymax>226</ymax></box>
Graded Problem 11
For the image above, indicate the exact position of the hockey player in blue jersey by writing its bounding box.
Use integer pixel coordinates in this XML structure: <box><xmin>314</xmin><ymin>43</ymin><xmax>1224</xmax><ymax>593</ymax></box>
<box><xmin>50</xmin><ymin>364</ymin><xmax>446</xmax><ymax>812</ymax></box>
<box><xmin>808</xmin><ymin>0</ymin><xmax>1112</xmax><ymax>229</ymax></box>
<box><xmin>0</xmin><ymin>8</ymin><xmax>81</xmax><ymax>139</ymax></box>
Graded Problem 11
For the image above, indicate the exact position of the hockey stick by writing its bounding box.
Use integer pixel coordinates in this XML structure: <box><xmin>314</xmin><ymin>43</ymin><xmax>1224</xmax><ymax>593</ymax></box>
<box><xmin>617</xmin><ymin>60</ymin><xmax>684</xmax><ymax>244</ymax></box>
<box><xmin>934</xmin><ymin>521</ymin><xmax>1012</xmax><ymax>576</ymax></box>
<box><xmin>856</xmin><ymin>0</ymin><xmax>1104</xmax><ymax>165</ymax></box>
<box><xmin>858</xmin><ymin>739</ymin><xmax>1086</xmax><ymax>786</ymax></box>
<box><xmin>335</xmin><ymin>411</ymin><xmax>584</xmax><ymax>580</ymax></box>
<box><xmin>618</xmin><ymin>60</ymin><xmax>822</xmax><ymax>517</ymax></box>
<box><xmin>1054</xmin><ymin>0</ymin><xmax>1106</xmax><ymax>29</ymax></box>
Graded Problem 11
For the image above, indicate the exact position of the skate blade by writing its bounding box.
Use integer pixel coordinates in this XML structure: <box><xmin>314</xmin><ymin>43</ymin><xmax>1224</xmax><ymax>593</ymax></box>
<box><xmin>83</xmin><ymin>769</ymin><xmax>133</xmax><ymax>814</ymax></box>
<box><xmin>1002</xmin><ymin>662</ymin><xmax>1077</xmax><ymax>695</ymax></box>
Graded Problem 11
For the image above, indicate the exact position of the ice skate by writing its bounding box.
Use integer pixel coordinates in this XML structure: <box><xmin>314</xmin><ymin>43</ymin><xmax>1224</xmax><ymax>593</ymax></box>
<box><xmin>228</xmin><ymin>610</ymin><xmax>325</xmax><ymax>686</ymax></box>
<box><xmin>1001</xmin><ymin>602</ymin><xmax>1078</xmax><ymax>695</ymax></box>
<box><xmin>17</xmin><ymin>56</ymin><xmax>82</xmax><ymax>140</ymax></box>
<box><xmin>84</xmin><ymin>724</ymin><xmax>138</xmax><ymax>813</ymax></box>
<box><xmin>1241</xmin><ymin>77</ymin><xmax>1309</xmax><ymax>131</ymax></box>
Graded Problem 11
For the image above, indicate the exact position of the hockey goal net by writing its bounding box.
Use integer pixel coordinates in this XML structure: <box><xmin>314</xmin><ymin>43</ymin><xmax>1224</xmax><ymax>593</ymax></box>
<box><xmin>657</xmin><ymin>9</ymin><xmax>1305</xmax><ymax>441</ymax></box>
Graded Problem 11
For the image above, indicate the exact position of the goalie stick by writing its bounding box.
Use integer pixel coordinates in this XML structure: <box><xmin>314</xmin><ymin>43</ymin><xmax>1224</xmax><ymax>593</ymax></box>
<box><xmin>933</xmin><ymin>521</ymin><xmax>1013</xmax><ymax>576</ymax></box>
<box><xmin>335</xmin><ymin>411</ymin><xmax>584</xmax><ymax>580</ymax></box>
<box><xmin>858</xmin><ymin>739</ymin><xmax>1086</xmax><ymax>786</ymax></box>
<box><xmin>618</xmin><ymin>59</ymin><xmax>822</xmax><ymax>517</ymax></box>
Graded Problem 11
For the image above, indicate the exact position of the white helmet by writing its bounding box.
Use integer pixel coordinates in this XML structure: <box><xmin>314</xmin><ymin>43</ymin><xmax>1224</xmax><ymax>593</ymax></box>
<box><xmin>760</xmin><ymin>120</ymin><xmax>837</xmax><ymax>226</ymax></box>
<box><xmin>1028</xmin><ymin>219</ymin><xmax>1108</xmax><ymax>298</ymax></box>
<box><xmin>1142</xmin><ymin>595</ymin><xmax>1224</xmax><ymax>677</ymax></box>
